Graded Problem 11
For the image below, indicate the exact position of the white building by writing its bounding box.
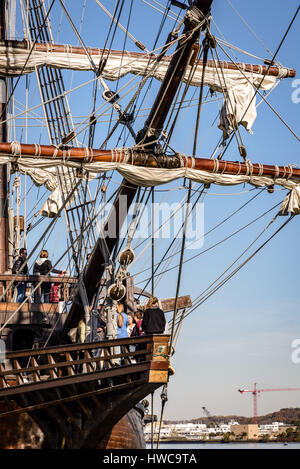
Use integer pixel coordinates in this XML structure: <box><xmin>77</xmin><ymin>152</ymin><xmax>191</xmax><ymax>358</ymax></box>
<box><xmin>144</xmin><ymin>420</ymin><xmax>240</xmax><ymax>439</ymax></box>
<box><xmin>259</xmin><ymin>422</ymin><xmax>286</xmax><ymax>434</ymax></box>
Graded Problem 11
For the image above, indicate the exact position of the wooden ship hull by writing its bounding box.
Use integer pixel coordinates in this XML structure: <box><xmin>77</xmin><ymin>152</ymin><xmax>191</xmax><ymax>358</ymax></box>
<box><xmin>0</xmin><ymin>0</ymin><xmax>297</xmax><ymax>450</ymax></box>
<box><xmin>0</xmin><ymin>277</ymin><xmax>187</xmax><ymax>448</ymax></box>
<box><xmin>0</xmin><ymin>320</ymin><xmax>171</xmax><ymax>449</ymax></box>
<box><xmin>0</xmin><ymin>403</ymin><xmax>145</xmax><ymax>449</ymax></box>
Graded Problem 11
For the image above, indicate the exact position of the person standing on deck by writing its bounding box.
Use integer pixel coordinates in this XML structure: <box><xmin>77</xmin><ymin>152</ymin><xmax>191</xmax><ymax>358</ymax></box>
<box><xmin>105</xmin><ymin>302</ymin><xmax>119</xmax><ymax>366</ymax></box>
<box><xmin>116</xmin><ymin>302</ymin><xmax>128</xmax><ymax>339</ymax></box>
<box><xmin>141</xmin><ymin>296</ymin><xmax>166</xmax><ymax>335</ymax></box>
<box><xmin>127</xmin><ymin>314</ymin><xmax>135</xmax><ymax>336</ymax></box>
<box><xmin>12</xmin><ymin>248</ymin><xmax>28</xmax><ymax>302</ymax></box>
<box><xmin>33</xmin><ymin>249</ymin><xmax>66</xmax><ymax>303</ymax></box>
<box><xmin>116</xmin><ymin>302</ymin><xmax>128</xmax><ymax>366</ymax></box>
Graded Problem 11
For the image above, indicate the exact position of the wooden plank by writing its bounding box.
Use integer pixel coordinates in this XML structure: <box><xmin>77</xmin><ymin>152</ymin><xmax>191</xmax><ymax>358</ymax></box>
<box><xmin>148</xmin><ymin>370</ymin><xmax>168</xmax><ymax>383</ymax></box>
<box><xmin>0</xmin><ymin>362</ymin><xmax>151</xmax><ymax>398</ymax></box>
<box><xmin>138</xmin><ymin>295</ymin><xmax>192</xmax><ymax>312</ymax></box>
<box><xmin>160</xmin><ymin>295</ymin><xmax>192</xmax><ymax>312</ymax></box>
<box><xmin>4</xmin><ymin>335</ymin><xmax>169</xmax><ymax>359</ymax></box>
<box><xmin>0</xmin><ymin>303</ymin><xmax>60</xmax><ymax>313</ymax></box>
<box><xmin>0</xmin><ymin>274</ymin><xmax>77</xmax><ymax>283</ymax></box>
<box><xmin>0</xmin><ymin>363</ymin><xmax>7</xmax><ymax>388</ymax></box>
<box><xmin>150</xmin><ymin>361</ymin><xmax>169</xmax><ymax>371</ymax></box>
<box><xmin>0</xmin><ymin>379</ymin><xmax>147</xmax><ymax>419</ymax></box>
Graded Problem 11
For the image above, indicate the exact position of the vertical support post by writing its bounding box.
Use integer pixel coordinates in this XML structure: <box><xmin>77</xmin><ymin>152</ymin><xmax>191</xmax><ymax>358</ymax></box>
<box><xmin>0</xmin><ymin>0</ymin><xmax>8</xmax><ymax>274</ymax></box>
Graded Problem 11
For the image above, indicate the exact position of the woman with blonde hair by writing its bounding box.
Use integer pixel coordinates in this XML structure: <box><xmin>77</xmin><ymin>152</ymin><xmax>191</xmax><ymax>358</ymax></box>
<box><xmin>33</xmin><ymin>249</ymin><xmax>66</xmax><ymax>303</ymax></box>
<box><xmin>141</xmin><ymin>296</ymin><xmax>166</xmax><ymax>335</ymax></box>
<box><xmin>116</xmin><ymin>302</ymin><xmax>128</xmax><ymax>339</ymax></box>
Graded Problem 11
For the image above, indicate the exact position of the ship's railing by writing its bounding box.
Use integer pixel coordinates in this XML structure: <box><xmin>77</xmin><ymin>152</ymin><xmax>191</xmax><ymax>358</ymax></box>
<box><xmin>0</xmin><ymin>274</ymin><xmax>77</xmax><ymax>303</ymax></box>
<box><xmin>0</xmin><ymin>335</ymin><xmax>170</xmax><ymax>395</ymax></box>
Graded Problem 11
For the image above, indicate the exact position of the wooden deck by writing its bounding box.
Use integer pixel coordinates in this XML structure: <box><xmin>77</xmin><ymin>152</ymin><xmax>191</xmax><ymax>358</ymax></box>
<box><xmin>0</xmin><ymin>334</ymin><xmax>170</xmax><ymax>448</ymax></box>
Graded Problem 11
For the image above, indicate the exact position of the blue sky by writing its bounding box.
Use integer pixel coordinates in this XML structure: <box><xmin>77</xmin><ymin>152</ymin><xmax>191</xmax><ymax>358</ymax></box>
<box><xmin>11</xmin><ymin>0</ymin><xmax>300</xmax><ymax>420</ymax></box>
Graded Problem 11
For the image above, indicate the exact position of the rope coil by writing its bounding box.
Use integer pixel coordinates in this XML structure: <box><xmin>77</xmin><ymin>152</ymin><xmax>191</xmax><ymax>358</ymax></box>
<box><xmin>34</xmin><ymin>144</ymin><xmax>41</xmax><ymax>158</ymax></box>
<box><xmin>11</xmin><ymin>141</ymin><xmax>21</xmax><ymax>158</ymax></box>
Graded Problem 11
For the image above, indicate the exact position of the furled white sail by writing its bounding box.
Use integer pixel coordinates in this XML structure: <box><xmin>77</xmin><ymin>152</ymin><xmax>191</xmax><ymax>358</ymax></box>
<box><xmin>0</xmin><ymin>153</ymin><xmax>299</xmax><ymax>217</ymax></box>
<box><xmin>0</xmin><ymin>43</ymin><xmax>284</xmax><ymax>135</ymax></box>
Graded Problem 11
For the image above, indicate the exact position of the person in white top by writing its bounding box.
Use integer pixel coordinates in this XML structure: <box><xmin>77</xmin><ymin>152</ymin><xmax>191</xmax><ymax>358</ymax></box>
<box><xmin>127</xmin><ymin>314</ymin><xmax>135</xmax><ymax>336</ymax></box>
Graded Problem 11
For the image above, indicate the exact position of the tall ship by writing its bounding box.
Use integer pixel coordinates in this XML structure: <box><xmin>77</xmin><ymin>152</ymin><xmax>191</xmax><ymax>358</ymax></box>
<box><xmin>0</xmin><ymin>0</ymin><xmax>299</xmax><ymax>449</ymax></box>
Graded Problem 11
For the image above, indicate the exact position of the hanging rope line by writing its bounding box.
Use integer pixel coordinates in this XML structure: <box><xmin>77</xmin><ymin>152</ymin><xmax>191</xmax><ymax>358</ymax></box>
<box><xmin>135</xmin><ymin>198</ymin><xmax>282</xmax><ymax>287</ymax></box>
<box><xmin>133</xmin><ymin>187</ymin><xmax>266</xmax><ymax>279</ymax></box>
<box><xmin>172</xmin><ymin>213</ymin><xmax>295</xmax><ymax>332</ymax></box>
<box><xmin>209</xmin><ymin>6</ymin><xmax>300</xmax><ymax>155</ymax></box>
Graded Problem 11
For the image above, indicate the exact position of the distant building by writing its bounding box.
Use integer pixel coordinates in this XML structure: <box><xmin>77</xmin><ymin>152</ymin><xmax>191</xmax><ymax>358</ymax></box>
<box><xmin>258</xmin><ymin>422</ymin><xmax>297</xmax><ymax>438</ymax></box>
<box><xmin>231</xmin><ymin>424</ymin><xmax>258</xmax><ymax>440</ymax></box>
<box><xmin>259</xmin><ymin>422</ymin><xmax>285</xmax><ymax>433</ymax></box>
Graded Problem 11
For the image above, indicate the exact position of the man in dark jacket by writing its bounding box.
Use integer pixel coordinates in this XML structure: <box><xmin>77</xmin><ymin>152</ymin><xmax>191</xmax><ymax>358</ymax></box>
<box><xmin>12</xmin><ymin>248</ymin><xmax>28</xmax><ymax>302</ymax></box>
<box><xmin>141</xmin><ymin>296</ymin><xmax>166</xmax><ymax>335</ymax></box>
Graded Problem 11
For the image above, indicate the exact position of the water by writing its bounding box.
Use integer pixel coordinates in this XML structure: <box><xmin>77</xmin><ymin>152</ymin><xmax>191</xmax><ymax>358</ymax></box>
<box><xmin>147</xmin><ymin>442</ymin><xmax>300</xmax><ymax>450</ymax></box>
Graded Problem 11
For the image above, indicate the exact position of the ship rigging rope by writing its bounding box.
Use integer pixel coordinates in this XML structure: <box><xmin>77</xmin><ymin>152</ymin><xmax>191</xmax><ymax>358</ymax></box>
<box><xmin>168</xmin><ymin>179</ymin><xmax>194</xmax><ymax>357</ymax></box>
<box><xmin>0</xmin><ymin>0</ymin><xmax>56</xmax><ymax>118</ymax></box>
<box><xmin>28</xmin><ymin>2</ymin><xmax>96</xmax><ymax>272</ymax></box>
<box><xmin>135</xmin><ymin>198</ymin><xmax>282</xmax><ymax>289</ymax></box>
<box><xmin>113</xmin><ymin>0</ymin><xmax>176</xmax><ymax>148</ymax></box>
<box><xmin>3</xmin><ymin>174</ymin><xmax>119</xmax><ymax>304</ymax></box>
<box><xmin>225</xmin><ymin>0</ymin><xmax>280</xmax><ymax>63</ymax></box>
<box><xmin>95</xmin><ymin>0</ymin><xmax>148</xmax><ymax>53</ymax></box>
<box><xmin>129</xmin><ymin>0</ymin><xmax>179</xmax><ymax>147</ymax></box>
<box><xmin>132</xmin><ymin>34</ymin><xmax>217</xmax><ymax>290</ymax></box>
<box><xmin>20</xmin><ymin>27</ymin><xmax>190</xmax><ymax>150</ymax></box>
<box><xmin>132</xmin><ymin>185</ymin><xmax>197</xmax><ymax>274</ymax></box>
<box><xmin>156</xmin><ymin>384</ymin><xmax>168</xmax><ymax>449</ymax></box>
<box><xmin>214</xmin><ymin>37</ymin><xmax>300</xmax><ymax>145</ymax></box>
<box><xmin>0</xmin><ymin>179</ymin><xmax>82</xmax><ymax>333</ymax></box>
<box><xmin>114</xmin><ymin>186</ymin><xmax>151</xmax><ymax>261</ymax></box>
<box><xmin>97</xmin><ymin>30</ymin><xmax>212</xmax><ymax>292</ymax></box>
<box><xmin>142</xmin><ymin>0</ymin><xmax>270</xmax><ymax>64</ymax></box>
<box><xmin>162</xmin><ymin>35</ymin><xmax>207</xmax><ymax>153</ymax></box>
<box><xmin>59</xmin><ymin>0</ymin><xmax>99</xmax><ymax>76</ymax></box>
<box><xmin>133</xmin><ymin>188</ymin><xmax>196</xmax><ymax>290</ymax></box>
<box><xmin>209</xmin><ymin>38</ymin><xmax>246</xmax><ymax>157</ymax></box>
<box><xmin>0</xmin><ymin>25</ymin><xmax>195</xmax><ymax>131</ymax></box>
<box><xmin>144</xmin><ymin>186</ymin><xmax>264</xmax><ymax>289</ymax></box>
<box><xmin>27</xmin><ymin>0</ymin><xmax>97</xmax><ymax>267</ymax></box>
<box><xmin>0</xmin><ymin>183</ymin><xmax>121</xmax><ymax>333</ymax></box>
<box><xmin>173</xmin><ymin>213</ymin><xmax>295</xmax><ymax>330</ymax></box>
<box><xmin>211</xmin><ymin>6</ymin><xmax>300</xmax><ymax>152</ymax></box>
<box><xmin>133</xmin><ymin>187</ymin><xmax>266</xmax><ymax>279</ymax></box>
<box><xmin>102</xmin><ymin>0</ymin><xmax>138</xmax><ymax>146</ymax></box>
<box><xmin>140</xmin><ymin>0</ymin><xmax>183</xmax><ymax>24</ymax></box>
<box><xmin>100</xmin><ymin>22</ymin><xmax>205</xmax><ymax>149</ymax></box>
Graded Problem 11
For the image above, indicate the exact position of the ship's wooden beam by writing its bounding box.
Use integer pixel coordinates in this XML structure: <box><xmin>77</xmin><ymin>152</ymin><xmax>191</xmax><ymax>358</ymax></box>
<box><xmin>0</xmin><ymin>141</ymin><xmax>299</xmax><ymax>181</ymax></box>
<box><xmin>0</xmin><ymin>39</ymin><xmax>295</xmax><ymax>79</ymax></box>
<box><xmin>161</xmin><ymin>295</ymin><xmax>192</xmax><ymax>313</ymax></box>
<box><xmin>0</xmin><ymin>274</ymin><xmax>77</xmax><ymax>283</ymax></box>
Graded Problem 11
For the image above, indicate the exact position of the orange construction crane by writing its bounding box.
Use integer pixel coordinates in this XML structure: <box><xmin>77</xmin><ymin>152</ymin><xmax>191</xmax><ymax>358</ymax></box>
<box><xmin>238</xmin><ymin>382</ymin><xmax>300</xmax><ymax>424</ymax></box>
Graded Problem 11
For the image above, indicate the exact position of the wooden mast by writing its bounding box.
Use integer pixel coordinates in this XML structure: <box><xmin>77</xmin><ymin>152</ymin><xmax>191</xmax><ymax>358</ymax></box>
<box><xmin>0</xmin><ymin>0</ymin><xmax>8</xmax><ymax>274</ymax></box>
<box><xmin>63</xmin><ymin>0</ymin><xmax>214</xmax><ymax>333</ymax></box>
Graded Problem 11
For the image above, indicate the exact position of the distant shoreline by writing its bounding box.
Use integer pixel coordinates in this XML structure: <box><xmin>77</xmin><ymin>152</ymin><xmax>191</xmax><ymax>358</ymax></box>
<box><xmin>149</xmin><ymin>439</ymin><xmax>286</xmax><ymax>444</ymax></box>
